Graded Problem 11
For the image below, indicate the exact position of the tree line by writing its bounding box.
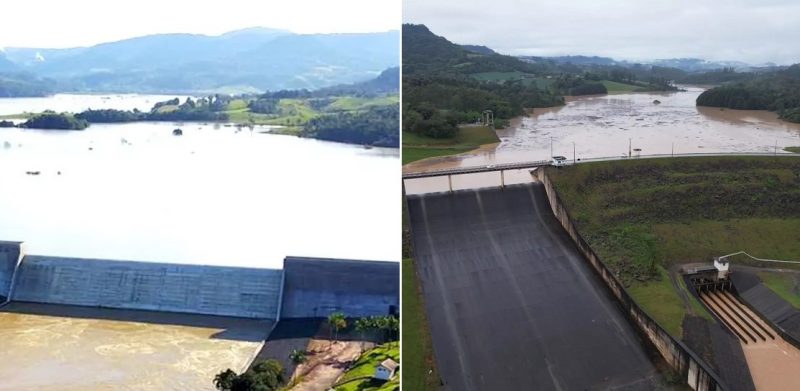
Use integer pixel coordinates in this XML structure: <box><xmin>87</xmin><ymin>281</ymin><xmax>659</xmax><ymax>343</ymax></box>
<box><xmin>696</xmin><ymin>64</ymin><xmax>800</xmax><ymax>123</ymax></box>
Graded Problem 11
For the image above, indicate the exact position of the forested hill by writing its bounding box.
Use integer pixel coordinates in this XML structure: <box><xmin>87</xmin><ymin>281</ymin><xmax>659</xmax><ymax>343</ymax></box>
<box><xmin>402</xmin><ymin>24</ymin><xmax>563</xmax><ymax>138</ymax></box>
<box><xmin>402</xmin><ymin>24</ymin><xmax>547</xmax><ymax>76</ymax></box>
<box><xmin>696</xmin><ymin>64</ymin><xmax>800</xmax><ymax>123</ymax></box>
<box><xmin>2</xmin><ymin>28</ymin><xmax>399</xmax><ymax>94</ymax></box>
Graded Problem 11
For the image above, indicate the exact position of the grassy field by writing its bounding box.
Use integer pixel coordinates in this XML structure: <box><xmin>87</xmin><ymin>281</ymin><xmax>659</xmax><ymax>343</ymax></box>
<box><xmin>327</xmin><ymin>96</ymin><xmax>399</xmax><ymax>111</ymax></box>
<box><xmin>785</xmin><ymin>146</ymin><xmax>800</xmax><ymax>153</ymax></box>
<box><xmin>335</xmin><ymin>342</ymin><xmax>399</xmax><ymax>391</ymax></box>
<box><xmin>401</xmin><ymin>258</ymin><xmax>439</xmax><ymax>391</ymax></box>
<box><xmin>628</xmin><ymin>267</ymin><xmax>686</xmax><ymax>336</ymax></box>
<box><xmin>549</xmin><ymin>156</ymin><xmax>800</xmax><ymax>338</ymax></box>
<box><xmin>402</xmin><ymin>126</ymin><xmax>499</xmax><ymax>165</ymax></box>
<box><xmin>601</xmin><ymin>80</ymin><xmax>646</xmax><ymax>93</ymax></box>
<box><xmin>758</xmin><ymin>271</ymin><xmax>800</xmax><ymax>308</ymax></box>
<box><xmin>0</xmin><ymin>112</ymin><xmax>35</xmax><ymax>120</ymax></box>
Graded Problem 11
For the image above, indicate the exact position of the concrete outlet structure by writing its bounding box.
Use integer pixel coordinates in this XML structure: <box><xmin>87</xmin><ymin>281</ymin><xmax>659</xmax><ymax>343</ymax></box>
<box><xmin>280</xmin><ymin>256</ymin><xmax>400</xmax><ymax>319</ymax></box>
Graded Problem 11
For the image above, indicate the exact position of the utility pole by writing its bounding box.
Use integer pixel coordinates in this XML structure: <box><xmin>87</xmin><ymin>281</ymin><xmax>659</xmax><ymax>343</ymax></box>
<box><xmin>671</xmin><ymin>142</ymin><xmax>674</xmax><ymax>157</ymax></box>
<box><xmin>775</xmin><ymin>140</ymin><xmax>778</xmax><ymax>155</ymax></box>
<box><xmin>628</xmin><ymin>138</ymin><xmax>632</xmax><ymax>158</ymax></box>
<box><xmin>573</xmin><ymin>142</ymin><xmax>576</xmax><ymax>164</ymax></box>
<box><xmin>550</xmin><ymin>137</ymin><xmax>553</xmax><ymax>158</ymax></box>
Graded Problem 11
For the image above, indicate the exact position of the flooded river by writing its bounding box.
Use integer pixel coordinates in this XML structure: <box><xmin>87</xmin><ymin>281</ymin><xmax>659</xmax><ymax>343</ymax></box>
<box><xmin>0</xmin><ymin>95</ymin><xmax>400</xmax><ymax>267</ymax></box>
<box><xmin>0</xmin><ymin>303</ymin><xmax>269</xmax><ymax>391</ymax></box>
<box><xmin>404</xmin><ymin>86</ymin><xmax>800</xmax><ymax>193</ymax></box>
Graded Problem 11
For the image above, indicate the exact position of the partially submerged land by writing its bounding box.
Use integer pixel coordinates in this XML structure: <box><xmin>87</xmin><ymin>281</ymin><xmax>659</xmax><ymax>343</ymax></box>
<box><xmin>0</xmin><ymin>68</ymin><xmax>400</xmax><ymax>148</ymax></box>
<box><xmin>401</xmin><ymin>24</ymin><xmax>682</xmax><ymax>164</ymax></box>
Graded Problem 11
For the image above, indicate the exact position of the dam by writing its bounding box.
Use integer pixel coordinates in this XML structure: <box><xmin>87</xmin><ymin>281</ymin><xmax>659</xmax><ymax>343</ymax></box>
<box><xmin>0</xmin><ymin>243</ymin><xmax>399</xmax><ymax>391</ymax></box>
<box><xmin>407</xmin><ymin>183</ymin><xmax>663</xmax><ymax>390</ymax></box>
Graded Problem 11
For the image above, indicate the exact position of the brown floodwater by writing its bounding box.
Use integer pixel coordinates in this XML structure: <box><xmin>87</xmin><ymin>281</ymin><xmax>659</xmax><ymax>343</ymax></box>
<box><xmin>0</xmin><ymin>303</ymin><xmax>271</xmax><ymax>391</ymax></box>
<box><xmin>404</xmin><ymin>87</ymin><xmax>800</xmax><ymax>194</ymax></box>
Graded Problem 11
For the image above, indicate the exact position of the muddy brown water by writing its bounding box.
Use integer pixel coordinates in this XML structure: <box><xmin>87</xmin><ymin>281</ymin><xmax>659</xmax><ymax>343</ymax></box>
<box><xmin>0</xmin><ymin>303</ymin><xmax>271</xmax><ymax>391</ymax></box>
<box><xmin>404</xmin><ymin>87</ymin><xmax>800</xmax><ymax>194</ymax></box>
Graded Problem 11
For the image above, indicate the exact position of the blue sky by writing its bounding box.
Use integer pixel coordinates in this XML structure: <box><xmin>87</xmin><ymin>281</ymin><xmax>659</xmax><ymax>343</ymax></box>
<box><xmin>404</xmin><ymin>0</ymin><xmax>800</xmax><ymax>65</ymax></box>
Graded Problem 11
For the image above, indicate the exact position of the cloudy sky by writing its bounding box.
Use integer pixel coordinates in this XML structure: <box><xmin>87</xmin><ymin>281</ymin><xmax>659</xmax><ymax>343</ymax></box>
<box><xmin>404</xmin><ymin>0</ymin><xmax>800</xmax><ymax>65</ymax></box>
<box><xmin>0</xmin><ymin>0</ymin><xmax>399</xmax><ymax>49</ymax></box>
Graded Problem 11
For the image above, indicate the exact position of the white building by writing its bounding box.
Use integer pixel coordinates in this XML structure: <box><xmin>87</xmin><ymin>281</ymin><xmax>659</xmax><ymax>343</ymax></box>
<box><xmin>374</xmin><ymin>358</ymin><xmax>398</xmax><ymax>381</ymax></box>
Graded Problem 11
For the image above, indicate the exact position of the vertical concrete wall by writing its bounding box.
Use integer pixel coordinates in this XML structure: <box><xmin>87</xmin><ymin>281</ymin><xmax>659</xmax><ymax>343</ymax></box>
<box><xmin>280</xmin><ymin>256</ymin><xmax>399</xmax><ymax>319</ymax></box>
<box><xmin>535</xmin><ymin>168</ymin><xmax>725</xmax><ymax>391</ymax></box>
<box><xmin>12</xmin><ymin>255</ymin><xmax>283</xmax><ymax>319</ymax></box>
<box><xmin>0</xmin><ymin>242</ymin><xmax>22</xmax><ymax>301</ymax></box>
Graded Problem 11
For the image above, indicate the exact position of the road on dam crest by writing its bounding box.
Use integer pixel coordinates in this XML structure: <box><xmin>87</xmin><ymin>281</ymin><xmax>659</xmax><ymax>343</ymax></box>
<box><xmin>407</xmin><ymin>183</ymin><xmax>663</xmax><ymax>390</ymax></box>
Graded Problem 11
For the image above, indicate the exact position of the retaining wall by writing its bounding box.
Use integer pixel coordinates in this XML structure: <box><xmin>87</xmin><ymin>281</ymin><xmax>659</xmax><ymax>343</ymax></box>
<box><xmin>0</xmin><ymin>242</ymin><xmax>22</xmax><ymax>301</ymax></box>
<box><xmin>280</xmin><ymin>256</ymin><xmax>399</xmax><ymax>319</ymax></box>
<box><xmin>535</xmin><ymin>168</ymin><xmax>726</xmax><ymax>391</ymax></box>
<box><xmin>12</xmin><ymin>255</ymin><xmax>283</xmax><ymax>319</ymax></box>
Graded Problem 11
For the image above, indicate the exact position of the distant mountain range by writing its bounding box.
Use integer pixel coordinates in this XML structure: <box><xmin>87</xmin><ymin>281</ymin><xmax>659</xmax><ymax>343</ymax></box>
<box><xmin>518</xmin><ymin>54</ymin><xmax>779</xmax><ymax>73</ymax></box>
<box><xmin>0</xmin><ymin>27</ymin><xmax>399</xmax><ymax>95</ymax></box>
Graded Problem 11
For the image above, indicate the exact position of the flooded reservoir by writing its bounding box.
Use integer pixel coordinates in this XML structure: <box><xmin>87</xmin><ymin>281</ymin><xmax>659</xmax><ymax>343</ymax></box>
<box><xmin>0</xmin><ymin>95</ymin><xmax>399</xmax><ymax>267</ymax></box>
<box><xmin>404</xmin><ymin>86</ymin><xmax>800</xmax><ymax>193</ymax></box>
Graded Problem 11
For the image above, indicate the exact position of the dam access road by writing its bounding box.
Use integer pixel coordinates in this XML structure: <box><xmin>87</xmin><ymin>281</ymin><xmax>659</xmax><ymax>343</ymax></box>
<box><xmin>407</xmin><ymin>183</ymin><xmax>664</xmax><ymax>390</ymax></box>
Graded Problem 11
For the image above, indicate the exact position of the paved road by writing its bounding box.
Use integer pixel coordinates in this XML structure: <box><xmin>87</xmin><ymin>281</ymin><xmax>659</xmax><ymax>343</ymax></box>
<box><xmin>403</xmin><ymin>152</ymin><xmax>799</xmax><ymax>179</ymax></box>
<box><xmin>407</xmin><ymin>183</ymin><xmax>663</xmax><ymax>390</ymax></box>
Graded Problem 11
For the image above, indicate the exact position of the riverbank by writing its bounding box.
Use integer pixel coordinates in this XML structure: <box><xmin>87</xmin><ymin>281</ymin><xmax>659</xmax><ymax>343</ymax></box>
<box><xmin>402</xmin><ymin>125</ymin><xmax>499</xmax><ymax>165</ymax></box>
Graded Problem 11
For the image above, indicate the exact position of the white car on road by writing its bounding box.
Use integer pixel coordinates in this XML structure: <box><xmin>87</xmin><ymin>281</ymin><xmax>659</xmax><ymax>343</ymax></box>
<box><xmin>551</xmin><ymin>156</ymin><xmax>568</xmax><ymax>167</ymax></box>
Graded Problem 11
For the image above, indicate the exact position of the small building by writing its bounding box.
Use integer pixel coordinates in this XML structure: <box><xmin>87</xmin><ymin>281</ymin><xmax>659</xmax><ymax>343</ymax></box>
<box><xmin>714</xmin><ymin>257</ymin><xmax>730</xmax><ymax>280</ymax></box>
<box><xmin>374</xmin><ymin>358</ymin><xmax>398</xmax><ymax>381</ymax></box>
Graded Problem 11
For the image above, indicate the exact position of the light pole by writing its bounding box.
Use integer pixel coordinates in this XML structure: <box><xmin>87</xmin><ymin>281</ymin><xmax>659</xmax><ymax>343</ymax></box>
<box><xmin>573</xmin><ymin>142</ymin><xmax>576</xmax><ymax>164</ymax></box>
<box><xmin>628</xmin><ymin>138</ymin><xmax>632</xmax><ymax>158</ymax></box>
<box><xmin>550</xmin><ymin>137</ymin><xmax>553</xmax><ymax>158</ymax></box>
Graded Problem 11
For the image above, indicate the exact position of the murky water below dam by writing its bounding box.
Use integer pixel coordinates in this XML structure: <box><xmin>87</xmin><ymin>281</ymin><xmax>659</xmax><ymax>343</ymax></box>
<box><xmin>404</xmin><ymin>86</ymin><xmax>800</xmax><ymax>193</ymax></box>
<box><xmin>0</xmin><ymin>302</ymin><xmax>271</xmax><ymax>391</ymax></box>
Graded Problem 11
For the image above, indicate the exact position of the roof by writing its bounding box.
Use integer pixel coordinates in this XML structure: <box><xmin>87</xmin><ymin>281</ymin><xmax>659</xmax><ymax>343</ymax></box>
<box><xmin>379</xmin><ymin>358</ymin><xmax>399</xmax><ymax>371</ymax></box>
<box><xmin>552</xmin><ymin>156</ymin><xmax>567</xmax><ymax>160</ymax></box>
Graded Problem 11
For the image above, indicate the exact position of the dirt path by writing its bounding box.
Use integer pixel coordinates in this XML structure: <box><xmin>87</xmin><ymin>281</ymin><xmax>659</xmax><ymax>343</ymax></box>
<box><xmin>289</xmin><ymin>340</ymin><xmax>372</xmax><ymax>391</ymax></box>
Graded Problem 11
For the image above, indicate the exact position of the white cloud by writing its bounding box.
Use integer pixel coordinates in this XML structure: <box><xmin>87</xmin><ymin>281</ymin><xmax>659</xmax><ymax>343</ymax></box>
<box><xmin>404</xmin><ymin>0</ymin><xmax>800</xmax><ymax>65</ymax></box>
<box><xmin>0</xmin><ymin>0</ymin><xmax>399</xmax><ymax>48</ymax></box>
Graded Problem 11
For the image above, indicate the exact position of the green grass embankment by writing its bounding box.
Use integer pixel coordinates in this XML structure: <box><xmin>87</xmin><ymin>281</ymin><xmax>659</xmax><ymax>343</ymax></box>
<box><xmin>758</xmin><ymin>272</ymin><xmax>800</xmax><ymax>309</ymax></box>
<box><xmin>335</xmin><ymin>342</ymin><xmax>399</xmax><ymax>391</ymax></box>
<box><xmin>549</xmin><ymin>156</ymin><xmax>800</xmax><ymax>338</ymax></box>
<box><xmin>401</xmin><ymin>258</ymin><xmax>440</xmax><ymax>391</ymax></box>
<box><xmin>402</xmin><ymin>125</ymin><xmax>499</xmax><ymax>165</ymax></box>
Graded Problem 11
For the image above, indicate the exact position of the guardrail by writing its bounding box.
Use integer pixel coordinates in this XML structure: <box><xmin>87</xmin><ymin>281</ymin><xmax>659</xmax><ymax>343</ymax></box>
<box><xmin>402</xmin><ymin>151</ymin><xmax>799</xmax><ymax>180</ymax></box>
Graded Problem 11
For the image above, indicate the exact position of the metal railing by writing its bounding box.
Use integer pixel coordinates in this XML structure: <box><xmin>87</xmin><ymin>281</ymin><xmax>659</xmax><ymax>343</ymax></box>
<box><xmin>403</xmin><ymin>151</ymin><xmax>800</xmax><ymax>180</ymax></box>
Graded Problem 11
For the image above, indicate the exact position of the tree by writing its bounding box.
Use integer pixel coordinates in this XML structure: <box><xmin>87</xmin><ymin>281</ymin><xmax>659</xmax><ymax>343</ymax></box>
<box><xmin>328</xmin><ymin>312</ymin><xmax>347</xmax><ymax>343</ymax></box>
<box><xmin>289</xmin><ymin>349</ymin><xmax>307</xmax><ymax>364</ymax></box>
<box><xmin>214</xmin><ymin>369</ymin><xmax>237</xmax><ymax>390</ymax></box>
<box><xmin>213</xmin><ymin>359</ymin><xmax>284</xmax><ymax>391</ymax></box>
<box><xmin>355</xmin><ymin>317</ymin><xmax>372</xmax><ymax>350</ymax></box>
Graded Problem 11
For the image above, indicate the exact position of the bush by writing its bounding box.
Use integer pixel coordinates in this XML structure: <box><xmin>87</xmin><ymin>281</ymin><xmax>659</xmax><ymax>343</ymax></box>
<box><xmin>214</xmin><ymin>359</ymin><xmax>284</xmax><ymax>391</ymax></box>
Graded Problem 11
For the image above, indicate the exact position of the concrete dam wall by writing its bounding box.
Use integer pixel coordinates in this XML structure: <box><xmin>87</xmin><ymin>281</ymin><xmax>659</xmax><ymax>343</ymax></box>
<box><xmin>12</xmin><ymin>255</ymin><xmax>283</xmax><ymax>319</ymax></box>
<box><xmin>280</xmin><ymin>256</ymin><xmax>399</xmax><ymax>319</ymax></box>
<box><xmin>0</xmin><ymin>242</ymin><xmax>22</xmax><ymax>301</ymax></box>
